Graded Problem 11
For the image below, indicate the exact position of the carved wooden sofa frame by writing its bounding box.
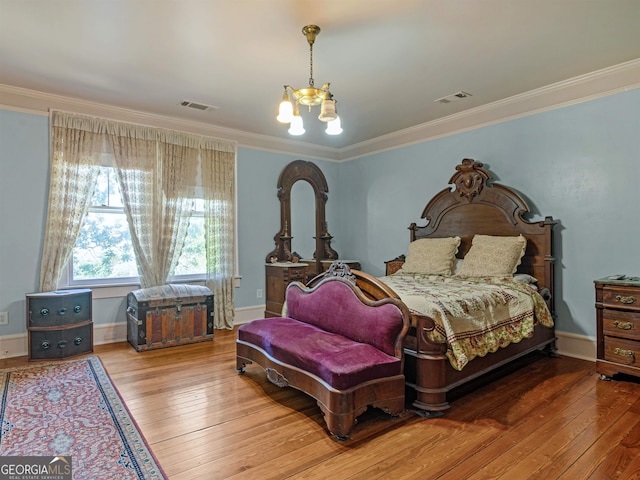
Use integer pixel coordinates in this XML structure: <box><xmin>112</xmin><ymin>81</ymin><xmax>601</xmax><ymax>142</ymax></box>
<box><xmin>236</xmin><ymin>264</ymin><xmax>411</xmax><ymax>439</ymax></box>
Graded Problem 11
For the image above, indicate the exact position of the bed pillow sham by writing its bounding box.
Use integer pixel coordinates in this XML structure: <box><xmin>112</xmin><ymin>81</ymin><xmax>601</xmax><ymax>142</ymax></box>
<box><xmin>397</xmin><ymin>236</ymin><xmax>461</xmax><ymax>275</ymax></box>
<box><xmin>455</xmin><ymin>234</ymin><xmax>527</xmax><ymax>277</ymax></box>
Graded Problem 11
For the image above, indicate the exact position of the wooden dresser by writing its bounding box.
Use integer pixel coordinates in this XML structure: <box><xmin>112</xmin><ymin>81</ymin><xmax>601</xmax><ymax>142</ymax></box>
<box><xmin>595</xmin><ymin>276</ymin><xmax>640</xmax><ymax>379</ymax></box>
<box><xmin>265</xmin><ymin>260</ymin><xmax>361</xmax><ymax>318</ymax></box>
<box><xmin>265</xmin><ymin>262</ymin><xmax>309</xmax><ymax>317</ymax></box>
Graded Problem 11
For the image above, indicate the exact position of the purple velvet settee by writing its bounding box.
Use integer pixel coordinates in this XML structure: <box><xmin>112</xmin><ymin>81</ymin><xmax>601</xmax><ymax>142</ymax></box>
<box><xmin>236</xmin><ymin>264</ymin><xmax>411</xmax><ymax>439</ymax></box>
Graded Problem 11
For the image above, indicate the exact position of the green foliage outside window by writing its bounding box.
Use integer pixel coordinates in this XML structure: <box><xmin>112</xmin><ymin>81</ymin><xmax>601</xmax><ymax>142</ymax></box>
<box><xmin>71</xmin><ymin>167</ymin><xmax>206</xmax><ymax>283</ymax></box>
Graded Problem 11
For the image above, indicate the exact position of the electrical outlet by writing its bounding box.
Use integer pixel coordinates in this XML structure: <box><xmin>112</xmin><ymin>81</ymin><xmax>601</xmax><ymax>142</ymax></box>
<box><xmin>0</xmin><ymin>312</ymin><xmax>8</xmax><ymax>325</ymax></box>
<box><xmin>256</xmin><ymin>289</ymin><xmax>263</xmax><ymax>299</ymax></box>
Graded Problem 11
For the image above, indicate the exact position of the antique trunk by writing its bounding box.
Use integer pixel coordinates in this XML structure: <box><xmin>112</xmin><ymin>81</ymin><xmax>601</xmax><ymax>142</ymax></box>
<box><xmin>126</xmin><ymin>284</ymin><xmax>214</xmax><ymax>351</ymax></box>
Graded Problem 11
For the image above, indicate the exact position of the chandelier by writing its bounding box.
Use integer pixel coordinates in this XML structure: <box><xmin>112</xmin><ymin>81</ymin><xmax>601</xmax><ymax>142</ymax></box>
<box><xmin>276</xmin><ymin>25</ymin><xmax>343</xmax><ymax>136</ymax></box>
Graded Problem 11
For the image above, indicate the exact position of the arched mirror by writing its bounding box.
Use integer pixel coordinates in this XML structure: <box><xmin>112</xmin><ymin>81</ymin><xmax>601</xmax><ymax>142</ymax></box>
<box><xmin>265</xmin><ymin>160</ymin><xmax>338</xmax><ymax>276</ymax></box>
<box><xmin>290</xmin><ymin>181</ymin><xmax>315</xmax><ymax>260</ymax></box>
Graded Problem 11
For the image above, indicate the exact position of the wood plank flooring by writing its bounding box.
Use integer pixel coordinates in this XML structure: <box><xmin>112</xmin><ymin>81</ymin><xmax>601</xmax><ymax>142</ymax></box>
<box><xmin>3</xmin><ymin>328</ymin><xmax>640</xmax><ymax>479</ymax></box>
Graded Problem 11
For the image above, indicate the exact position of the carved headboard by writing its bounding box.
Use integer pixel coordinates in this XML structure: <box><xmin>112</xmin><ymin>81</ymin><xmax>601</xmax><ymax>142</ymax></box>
<box><xmin>410</xmin><ymin>159</ymin><xmax>556</xmax><ymax>311</ymax></box>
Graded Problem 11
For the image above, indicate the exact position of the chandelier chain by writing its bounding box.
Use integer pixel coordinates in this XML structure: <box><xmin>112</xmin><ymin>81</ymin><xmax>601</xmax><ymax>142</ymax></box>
<box><xmin>308</xmin><ymin>41</ymin><xmax>314</xmax><ymax>87</ymax></box>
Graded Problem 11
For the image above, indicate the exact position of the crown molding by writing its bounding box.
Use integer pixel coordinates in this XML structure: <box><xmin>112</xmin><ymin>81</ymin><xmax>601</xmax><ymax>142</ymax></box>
<box><xmin>338</xmin><ymin>59</ymin><xmax>640</xmax><ymax>161</ymax></box>
<box><xmin>0</xmin><ymin>84</ymin><xmax>341</xmax><ymax>161</ymax></box>
<box><xmin>2</xmin><ymin>58</ymin><xmax>639</xmax><ymax>162</ymax></box>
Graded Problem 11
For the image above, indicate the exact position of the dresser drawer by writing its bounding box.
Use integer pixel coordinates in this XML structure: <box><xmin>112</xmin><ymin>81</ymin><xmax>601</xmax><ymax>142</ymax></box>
<box><xmin>27</xmin><ymin>289</ymin><xmax>92</xmax><ymax>327</ymax></box>
<box><xmin>284</xmin><ymin>268</ymin><xmax>306</xmax><ymax>282</ymax></box>
<box><xmin>603</xmin><ymin>337</ymin><xmax>640</xmax><ymax>368</ymax></box>
<box><xmin>29</xmin><ymin>322</ymin><xmax>93</xmax><ymax>360</ymax></box>
<box><xmin>602</xmin><ymin>309</ymin><xmax>640</xmax><ymax>340</ymax></box>
<box><xmin>602</xmin><ymin>286</ymin><xmax>640</xmax><ymax>309</ymax></box>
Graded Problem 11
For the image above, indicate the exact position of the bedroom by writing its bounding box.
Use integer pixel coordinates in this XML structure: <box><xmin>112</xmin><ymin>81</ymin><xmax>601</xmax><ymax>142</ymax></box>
<box><xmin>1</xmin><ymin>1</ymin><xmax>640</xmax><ymax>478</ymax></box>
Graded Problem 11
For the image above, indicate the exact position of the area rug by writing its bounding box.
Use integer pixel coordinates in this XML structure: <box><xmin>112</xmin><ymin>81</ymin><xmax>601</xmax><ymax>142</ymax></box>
<box><xmin>0</xmin><ymin>356</ymin><xmax>167</xmax><ymax>479</ymax></box>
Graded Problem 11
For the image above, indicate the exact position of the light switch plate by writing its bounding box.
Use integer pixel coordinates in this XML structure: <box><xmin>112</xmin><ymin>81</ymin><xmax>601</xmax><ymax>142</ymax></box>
<box><xmin>0</xmin><ymin>312</ymin><xmax>8</xmax><ymax>325</ymax></box>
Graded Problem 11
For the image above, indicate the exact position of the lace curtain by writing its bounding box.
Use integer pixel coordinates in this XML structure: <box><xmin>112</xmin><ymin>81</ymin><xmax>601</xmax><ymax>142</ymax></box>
<box><xmin>40</xmin><ymin>114</ymin><xmax>103</xmax><ymax>291</ymax></box>
<box><xmin>41</xmin><ymin>111</ymin><xmax>237</xmax><ymax>327</ymax></box>
<box><xmin>202</xmin><ymin>143</ymin><xmax>236</xmax><ymax>329</ymax></box>
<box><xmin>107</xmin><ymin>126</ymin><xmax>199</xmax><ymax>288</ymax></box>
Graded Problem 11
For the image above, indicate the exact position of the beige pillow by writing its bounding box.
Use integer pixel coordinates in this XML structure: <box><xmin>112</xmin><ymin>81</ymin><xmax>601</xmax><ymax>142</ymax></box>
<box><xmin>398</xmin><ymin>237</ymin><xmax>461</xmax><ymax>275</ymax></box>
<box><xmin>456</xmin><ymin>234</ymin><xmax>527</xmax><ymax>277</ymax></box>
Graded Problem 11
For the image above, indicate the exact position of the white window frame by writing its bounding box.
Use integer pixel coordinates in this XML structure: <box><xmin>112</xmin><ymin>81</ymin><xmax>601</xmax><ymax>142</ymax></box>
<box><xmin>61</xmin><ymin>169</ymin><xmax>210</xmax><ymax>295</ymax></box>
<box><xmin>58</xmin><ymin>148</ymin><xmax>240</xmax><ymax>299</ymax></box>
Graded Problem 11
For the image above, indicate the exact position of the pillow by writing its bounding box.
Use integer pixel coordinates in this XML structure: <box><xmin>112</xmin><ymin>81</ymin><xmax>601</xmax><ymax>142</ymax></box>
<box><xmin>455</xmin><ymin>234</ymin><xmax>527</xmax><ymax>277</ymax></box>
<box><xmin>397</xmin><ymin>237</ymin><xmax>461</xmax><ymax>275</ymax></box>
<box><xmin>453</xmin><ymin>257</ymin><xmax>464</xmax><ymax>274</ymax></box>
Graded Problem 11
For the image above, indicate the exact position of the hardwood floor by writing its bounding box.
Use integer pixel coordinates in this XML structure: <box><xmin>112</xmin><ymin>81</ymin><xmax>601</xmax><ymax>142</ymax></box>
<box><xmin>3</xmin><ymin>328</ymin><xmax>640</xmax><ymax>479</ymax></box>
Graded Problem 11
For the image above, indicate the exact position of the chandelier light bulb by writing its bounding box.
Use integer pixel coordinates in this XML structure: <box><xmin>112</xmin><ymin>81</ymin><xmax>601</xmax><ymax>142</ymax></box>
<box><xmin>288</xmin><ymin>109</ymin><xmax>305</xmax><ymax>135</ymax></box>
<box><xmin>277</xmin><ymin>92</ymin><xmax>294</xmax><ymax>123</ymax></box>
<box><xmin>325</xmin><ymin>116</ymin><xmax>343</xmax><ymax>135</ymax></box>
<box><xmin>318</xmin><ymin>97</ymin><xmax>337</xmax><ymax>122</ymax></box>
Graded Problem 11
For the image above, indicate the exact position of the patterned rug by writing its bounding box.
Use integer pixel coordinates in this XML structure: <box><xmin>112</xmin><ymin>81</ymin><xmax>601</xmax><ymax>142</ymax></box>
<box><xmin>0</xmin><ymin>356</ymin><xmax>166</xmax><ymax>479</ymax></box>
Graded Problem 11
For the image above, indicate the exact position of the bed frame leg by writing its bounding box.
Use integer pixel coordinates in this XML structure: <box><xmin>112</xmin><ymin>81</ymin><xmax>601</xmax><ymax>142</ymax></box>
<box><xmin>542</xmin><ymin>339</ymin><xmax>559</xmax><ymax>358</ymax></box>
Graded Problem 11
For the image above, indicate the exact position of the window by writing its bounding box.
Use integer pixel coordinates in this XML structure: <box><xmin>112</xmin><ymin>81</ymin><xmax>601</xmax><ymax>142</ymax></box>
<box><xmin>68</xmin><ymin>167</ymin><xmax>206</xmax><ymax>286</ymax></box>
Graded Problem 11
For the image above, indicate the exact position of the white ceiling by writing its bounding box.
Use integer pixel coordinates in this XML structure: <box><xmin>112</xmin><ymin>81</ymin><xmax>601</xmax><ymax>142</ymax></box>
<box><xmin>2</xmin><ymin>0</ymin><xmax>640</xmax><ymax>152</ymax></box>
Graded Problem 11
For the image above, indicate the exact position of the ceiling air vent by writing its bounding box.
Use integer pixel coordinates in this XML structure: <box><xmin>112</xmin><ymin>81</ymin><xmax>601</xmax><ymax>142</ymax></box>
<box><xmin>434</xmin><ymin>91</ymin><xmax>472</xmax><ymax>104</ymax></box>
<box><xmin>180</xmin><ymin>100</ymin><xmax>219</xmax><ymax>112</ymax></box>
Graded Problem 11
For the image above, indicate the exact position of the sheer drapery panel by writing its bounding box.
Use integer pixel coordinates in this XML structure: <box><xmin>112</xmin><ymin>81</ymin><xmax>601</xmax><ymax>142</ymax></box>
<box><xmin>202</xmin><ymin>145</ymin><xmax>236</xmax><ymax>329</ymax></box>
<box><xmin>107</xmin><ymin>128</ymin><xmax>199</xmax><ymax>288</ymax></box>
<box><xmin>42</xmin><ymin>111</ymin><xmax>237</xmax><ymax>327</ymax></box>
<box><xmin>40</xmin><ymin>113</ymin><xmax>104</xmax><ymax>291</ymax></box>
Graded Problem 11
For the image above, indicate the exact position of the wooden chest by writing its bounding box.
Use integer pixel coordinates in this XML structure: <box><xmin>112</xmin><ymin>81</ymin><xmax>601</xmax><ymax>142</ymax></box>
<box><xmin>595</xmin><ymin>276</ymin><xmax>640</xmax><ymax>379</ymax></box>
<box><xmin>26</xmin><ymin>289</ymin><xmax>93</xmax><ymax>361</ymax></box>
<box><xmin>126</xmin><ymin>284</ymin><xmax>214</xmax><ymax>351</ymax></box>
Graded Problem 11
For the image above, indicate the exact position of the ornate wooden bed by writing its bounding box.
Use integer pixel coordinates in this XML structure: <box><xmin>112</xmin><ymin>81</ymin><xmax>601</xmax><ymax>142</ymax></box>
<box><xmin>314</xmin><ymin>159</ymin><xmax>557</xmax><ymax>413</ymax></box>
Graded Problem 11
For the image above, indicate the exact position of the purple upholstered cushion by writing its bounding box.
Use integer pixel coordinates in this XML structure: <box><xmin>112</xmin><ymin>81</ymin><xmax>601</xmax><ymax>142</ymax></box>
<box><xmin>238</xmin><ymin>317</ymin><xmax>402</xmax><ymax>391</ymax></box>
<box><xmin>285</xmin><ymin>280</ymin><xmax>403</xmax><ymax>356</ymax></box>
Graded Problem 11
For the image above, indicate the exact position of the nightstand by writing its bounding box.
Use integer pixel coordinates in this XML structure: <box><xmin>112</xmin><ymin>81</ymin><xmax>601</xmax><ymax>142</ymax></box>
<box><xmin>27</xmin><ymin>289</ymin><xmax>93</xmax><ymax>360</ymax></box>
<box><xmin>385</xmin><ymin>255</ymin><xmax>406</xmax><ymax>276</ymax></box>
<box><xmin>595</xmin><ymin>276</ymin><xmax>640</xmax><ymax>380</ymax></box>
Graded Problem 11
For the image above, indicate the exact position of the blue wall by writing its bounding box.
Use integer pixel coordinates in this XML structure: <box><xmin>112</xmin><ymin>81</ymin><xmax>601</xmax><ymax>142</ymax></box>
<box><xmin>0</xmin><ymin>109</ymin><xmax>339</xmax><ymax>335</ymax></box>
<box><xmin>0</xmin><ymin>111</ymin><xmax>49</xmax><ymax>335</ymax></box>
<box><xmin>1</xmin><ymin>87</ymin><xmax>639</xmax><ymax>340</ymax></box>
<box><xmin>337</xmin><ymin>88</ymin><xmax>640</xmax><ymax>337</ymax></box>
<box><xmin>235</xmin><ymin>147</ymin><xmax>339</xmax><ymax>308</ymax></box>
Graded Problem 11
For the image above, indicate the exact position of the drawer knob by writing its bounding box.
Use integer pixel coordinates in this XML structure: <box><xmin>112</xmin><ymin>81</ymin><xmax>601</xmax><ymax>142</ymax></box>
<box><xmin>57</xmin><ymin>340</ymin><xmax>68</xmax><ymax>349</ymax></box>
<box><xmin>40</xmin><ymin>308</ymin><xmax>50</xmax><ymax>317</ymax></box>
<box><xmin>614</xmin><ymin>347</ymin><xmax>635</xmax><ymax>364</ymax></box>
<box><xmin>58</xmin><ymin>307</ymin><xmax>67</xmax><ymax>315</ymax></box>
<box><xmin>74</xmin><ymin>336</ymin><xmax>83</xmax><ymax>345</ymax></box>
<box><xmin>615</xmin><ymin>295</ymin><xmax>637</xmax><ymax>305</ymax></box>
<box><xmin>613</xmin><ymin>320</ymin><xmax>634</xmax><ymax>330</ymax></box>
<box><xmin>73</xmin><ymin>305</ymin><xmax>82</xmax><ymax>313</ymax></box>
<box><xmin>40</xmin><ymin>340</ymin><xmax>51</xmax><ymax>350</ymax></box>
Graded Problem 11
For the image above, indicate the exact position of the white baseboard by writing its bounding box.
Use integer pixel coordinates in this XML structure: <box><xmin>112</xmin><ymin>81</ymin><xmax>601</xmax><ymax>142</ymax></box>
<box><xmin>234</xmin><ymin>304</ymin><xmax>265</xmax><ymax>325</ymax></box>
<box><xmin>0</xmin><ymin>305</ymin><xmax>268</xmax><ymax>359</ymax></box>
<box><xmin>0</xmin><ymin>333</ymin><xmax>29</xmax><ymax>359</ymax></box>
<box><xmin>555</xmin><ymin>330</ymin><xmax>596</xmax><ymax>362</ymax></box>
<box><xmin>0</xmin><ymin>323</ymin><xmax>130</xmax><ymax>359</ymax></box>
<box><xmin>0</xmin><ymin>316</ymin><xmax>595</xmax><ymax>363</ymax></box>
